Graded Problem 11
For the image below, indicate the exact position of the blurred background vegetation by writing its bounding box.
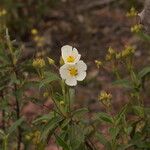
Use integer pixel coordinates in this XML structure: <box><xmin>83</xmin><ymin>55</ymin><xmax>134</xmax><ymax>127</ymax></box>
<box><xmin>0</xmin><ymin>0</ymin><xmax>150</xmax><ymax>149</ymax></box>
<box><xmin>0</xmin><ymin>0</ymin><xmax>149</xmax><ymax>110</ymax></box>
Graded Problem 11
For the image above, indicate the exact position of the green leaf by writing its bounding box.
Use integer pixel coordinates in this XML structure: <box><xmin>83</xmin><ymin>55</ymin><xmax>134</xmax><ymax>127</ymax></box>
<box><xmin>39</xmin><ymin>71</ymin><xmax>60</xmax><ymax>88</ymax></box>
<box><xmin>95</xmin><ymin>132</ymin><xmax>111</xmax><ymax>149</ymax></box>
<box><xmin>126</xmin><ymin>126</ymin><xmax>133</xmax><ymax>134</ymax></box>
<box><xmin>112</xmin><ymin>79</ymin><xmax>133</xmax><ymax>89</ymax></box>
<box><xmin>61</xmin><ymin>119</ymin><xmax>71</xmax><ymax>128</ymax></box>
<box><xmin>23</xmin><ymin>81</ymin><xmax>39</xmax><ymax>89</ymax></box>
<box><xmin>40</xmin><ymin>116</ymin><xmax>63</xmax><ymax>141</ymax></box>
<box><xmin>73</xmin><ymin>108</ymin><xmax>88</xmax><ymax>118</ymax></box>
<box><xmin>33</xmin><ymin>113</ymin><xmax>54</xmax><ymax>124</ymax></box>
<box><xmin>97</xmin><ymin>112</ymin><xmax>113</xmax><ymax>124</ymax></box>
<box><xmin>118</xmin><ymin>144</ymin><xmax>134</xmax><ymax>150</ymax></box>
<box><xmin>132</xmin><ymin>106</ymin><xmax>144</xmax><ymax>117</ymax></box>
<box><xmin>8</xmin><ymin>117</ymin><xmax>24</xmax><ymax>135</ymax></box>
<box><xmin>115</xmin><ymin>104</ymin><xmax>127</xmax><ymax>125</ymax></box>
<box><xmin>55</xmin><ymin>135</ymin><xmax>70</xmax><ymax>150</ymax></box>
<box><xmin>69</xmin><ymin>124</ymin><xmax>85</xmax><ymax>149</ymax></box>
<box><xmin>109</xmin><ymin>127</ymin><xmax>120</xmax><ymax>139</ymax></box>
<box><xmin>138</xmin><ymin>66</ymin><xmax>150</xmax><ymax>79</ymax></box>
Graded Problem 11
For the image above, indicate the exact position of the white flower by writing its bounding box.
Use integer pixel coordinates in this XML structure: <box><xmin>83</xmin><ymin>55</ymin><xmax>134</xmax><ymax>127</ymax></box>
<box><xmin>61</xmin><ymin>45</ymin><xmax>81</xmax><ymax>64</ymax></box>
<box><xmin>60</xmin><ymin>60</ymin><xmax>87</xmax><ymax>86</ymax></box>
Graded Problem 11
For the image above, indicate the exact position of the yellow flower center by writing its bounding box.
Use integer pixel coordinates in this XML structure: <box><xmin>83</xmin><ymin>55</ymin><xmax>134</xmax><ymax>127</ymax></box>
<box><xmin>69</xmin><ymin>67</ymin><xmax>78</xmax><ymax>76</ymax></box>
<box><xmin>67</xmin><ymin>56</ymin><xmax>75</xmax><ymax>63</ymax></box>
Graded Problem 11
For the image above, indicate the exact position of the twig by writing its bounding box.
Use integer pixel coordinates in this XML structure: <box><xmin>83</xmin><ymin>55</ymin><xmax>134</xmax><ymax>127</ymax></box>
<box><xmin>0</xmin><ymin>91</ymin><xmax>5</xmax><ymax>131</ymax></box>
<box><xmin>78</xmin><ymin>0</ymin><xmax>115</xmax><ymax>12</ymax></box>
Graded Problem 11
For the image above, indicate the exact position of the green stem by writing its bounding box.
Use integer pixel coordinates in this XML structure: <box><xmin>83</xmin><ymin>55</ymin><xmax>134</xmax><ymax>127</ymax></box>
<box><xmin>66</xmin><ymin>86</ymin><xmax>71</xmax><ymax>113</ymax></box>
<box><xmin>61</xmin><ymin>80</ymin><xmax>66</xmax><ymax>100</ymax></box>
<box><xmin>1</xmin><ymin>91</ymin><xmax>5</xmax><ymax>131</ymax></box>
<box><xmin>50</xmin><ymin>85</ymin><xmax>66</xmax><ymax>117</ymax></box>
<box><xmin>3</xmin><ymin>136</ymin><xmax>8</xmax><ymax>150</ymax></box>
<box><xmin>14</xmin><ymin>84</ymin><xmax>22</xmax><ymax>150</ymax></box>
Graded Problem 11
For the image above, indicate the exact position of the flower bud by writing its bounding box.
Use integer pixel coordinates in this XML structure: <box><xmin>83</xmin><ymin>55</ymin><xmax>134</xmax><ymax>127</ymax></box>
<box><xmin>98</xmin><ymin>91</ymin><xmax>112</xmax><ymax>107</ymax></box>
<box><xmin>47</xmin><ymin>57</ymin><xmax>55</xmax><ymax>65</ymax></box>
<box><xmin>43</xmin><ymin>92</ymin><xmax>49</xmax><ymax>98</ymax></box>
<box><xmin>60</xmin><ymin>101</ymin><xmax>65</xmax><ymax>106</ymax></box>
<box><xmin>131</xmin><ymin>24</ymin><xmax>142</xmax><ymax>33</ymax></box>
<box><xmin>95</xmin><ymin>60</ymin><xmax>103</xmax><ymax>68</ymax></box>
<box><xmin>31</xmin><ymin>29</ymin><xmax>38</xmax><ymax>35</ymax></box>
<box><xmin>126</xmin><ymin>7</ymin><xmax>138</xmax><ymax>17</ymax></box>
<box><xmin>32</xmin><ymin>58</ymin><xmax>45</xmax><ymax>68</ymax></box>
<box><xmin>59</xmin><ymin>56</ymin><xmax>64</xmax><ymax>65</ymax></box>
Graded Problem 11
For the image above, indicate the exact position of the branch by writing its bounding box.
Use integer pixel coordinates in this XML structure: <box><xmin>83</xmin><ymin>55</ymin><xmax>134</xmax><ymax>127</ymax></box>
<box><xmin>78</xmin><ymin>0</ymin><xmax>115</xmax><ymax>12</ymax></box>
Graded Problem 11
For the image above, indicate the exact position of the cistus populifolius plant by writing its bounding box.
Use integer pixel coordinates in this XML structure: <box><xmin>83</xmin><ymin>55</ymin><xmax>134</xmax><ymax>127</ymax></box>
<box><xmin>0</xmin><ymin>9</ymin><xmax>150</xmax><ymax>150</ymax></box>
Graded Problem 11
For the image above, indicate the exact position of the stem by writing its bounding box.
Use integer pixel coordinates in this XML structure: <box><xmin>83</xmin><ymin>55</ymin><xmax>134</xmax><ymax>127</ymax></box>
<box><xmin>1</xmin><ymin>91</ymin><xmax>5</xmax><ymax>131</ymax></box>
<box><xmin>51</xmin><ymin>96</ymin><xmax>66</xmax><ymax>118</ymax></box>
<box><xmin>113</xmin><ymin>61</ymin><xmax>120</xmax><ymax>80</ymax></box>
<box><xmin>66</xmin><ymin>86</ymin><xmax>71</xmax><ymax>113</ymax></box>
<box><xmin>14</xmin><ymin>84</ymin><xmax>22</xmax><ymax>150</ymax></box>
<box><xmin>61</xmin><ymin>80</ymin><xmax>66</xmax><ymax>101</ymax></box>
<box><xmin>2</xmin><ymin>109</ymin><xmax>5</xmax><ymax>130</ymax></box>
<box><xmin>50</xmin><ymin>85</ymin><xmax>66</xmax><ymax>118</ymax></box>
<box><xmin>6</xmin><ymin>30</ymin><xmax>22</xmax><ymax>150</ymax></box>
<box><xmin>3</xmin><ymin>136</ymin><xmax>8</xmax><ymax>150</ymax></box>
<box><xmin>85</xmin><ymin>140</ymin><xmax>94</xmax><ymax>150</ymax></box>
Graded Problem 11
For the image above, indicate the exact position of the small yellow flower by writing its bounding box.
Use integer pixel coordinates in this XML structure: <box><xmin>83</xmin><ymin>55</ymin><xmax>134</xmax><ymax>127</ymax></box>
<box><xmin>131</xmin><ymin>24</ymin><xmax>142</xmax><ymax>33</ymax></box>
<box><xmin>126</xmin><ymin>7</ymin><xmax>138</xmax><ymax>17</ymax></box>
<box><xmin>32</xmin><ymin>58</ymin><xmax>45</xmax><ymax>68</ymax></box>
<box><xmin>0</xmin><ymin>9</ymin><xmax>7</xmax><ymax>17</ymax></box>
<box><xmin>116</xmin><ymin>52</ymin><xmax>122</xmax><ymax>59</ymax></box>
<box><xmin>31</xmin><ymin>28</ymin><xmax>38</xmax><ymax>35</ymax></box>
<box><xmin>95</xmin><ymin>60</ymin><xmax>103</xmax><ymax>68</ymax></box>
<box><xmin>98</xmin><ymin>91</ymin><xmax>112</xmax><ymax>102</ymax></box>
<box><xmin>47</xmin><ymin>57</ymin><xmax>55</xmax><ymax>64</ymax></box>
<box><xmin>60</xmin><ymin>101</ymin><xmax>65</xmax><ymax>105</ymax></box>
<box><xmin>32</xmin><ymin>131</ymin><xmax>41</xmax><ymax>144</ymax></box>
<box><xmin>121</xmin><ymin>45</ymin><xmax>135</xmax><ymax>58</ymax></box>
<box><xmin>105</xmin><ymin>54</ymin><xmax>112</xmax><ymax>61</ymax></box>
<box><xmin>108</xmin><ymin>47</ymin><xmax>115</xmax><ymax>55</ymax></box>
<box><xmin>25</xmin><ymin>134</ymin><xmax>31</xmax><ymax>140</ymax></box>
<box><xmin>98</xmin><ymin>91</ymin><xmax>112</xmax><ymax>108</ymax></box>
<box><xmin>33</xmin><ymin>36</ymin><xmax>45</xmax><ymax>47</ymax></box>
<box><xmin>34</xmin><ymin>36</ymin><xmax>40</xmax><ymax>42</ymax></box>
<box><xmin>43</xmin><ymin>92</ymin><xmax>49</xmax><ymax>98</ymax></box>
<box><xmin>105</xmin><ymin>47</ymin><xmax>116</xmax><ymax>61</ymax></box>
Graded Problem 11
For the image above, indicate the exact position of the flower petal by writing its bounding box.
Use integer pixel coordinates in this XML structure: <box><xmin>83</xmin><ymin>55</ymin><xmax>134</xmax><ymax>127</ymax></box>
<box><xmin>65</xmin><ymin>78</ymin><xmax>77</xmax><ymax>86</ymax></box>
<box><xmin>76</xmin><ymin>71</ymin><xmax>86</xmax><ymax>81</ymax></box>
<box><xmin>61</xmin><ymin>45</ymin><xmax>72</xmax><ymax>60</ymax></box>
<box><xmin>72</xmin><ymin>48</ymin><xmax>78</xmax><ymax>56</ymax></box>
<box><xmin>74</xmin><ymin>54</ymin><xmax>81</xmax><ymax>64</ymax></box>
<box><xmin>77</xmin><ymin>60</ymin><xmax>87</xmax><ymax>71</ymax></box>
<box><xmin>59</xmin><ymin>64</ymin><xmax>69</xmax><ymax>79</ymax></box>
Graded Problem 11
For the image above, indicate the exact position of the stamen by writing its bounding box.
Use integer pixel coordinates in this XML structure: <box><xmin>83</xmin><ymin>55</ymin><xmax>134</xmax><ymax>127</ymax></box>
<box><xmin>67</xmin><ymin>56</ymin><xmax>75</xmax><ymax>62</ymax></box>
<box><xmin>69</xmin><ymin>67</ymin><xmax>78</xmax><ymax>76</ymax></box>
